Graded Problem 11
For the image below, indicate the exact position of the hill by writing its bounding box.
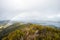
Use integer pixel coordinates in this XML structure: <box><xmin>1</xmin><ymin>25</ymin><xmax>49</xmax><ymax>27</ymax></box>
<box><xmin>0</xmin><ymin>23</ymin><xmax>60</xmax><ymax>40</ymax></box>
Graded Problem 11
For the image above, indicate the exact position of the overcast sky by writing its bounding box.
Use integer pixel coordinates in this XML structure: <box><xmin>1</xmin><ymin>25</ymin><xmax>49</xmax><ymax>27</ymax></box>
<box><xmin>0</xmin><ymin>0</ymin><xmax>60</xmax><ymax>22</ymax></box>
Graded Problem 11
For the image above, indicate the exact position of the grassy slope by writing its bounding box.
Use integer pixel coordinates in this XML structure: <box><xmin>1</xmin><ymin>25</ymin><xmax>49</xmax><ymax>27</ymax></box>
<box><xmin>1</xmin><ymin>23</ymin><xmax>60</xmax><ymax>40</ymax></box>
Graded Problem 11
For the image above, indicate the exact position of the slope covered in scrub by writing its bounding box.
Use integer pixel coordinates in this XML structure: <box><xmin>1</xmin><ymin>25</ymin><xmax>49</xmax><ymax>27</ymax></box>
<box><xmin>1</xmin><ymin>23</ymin><xmax>60</xmax><ymax>40</ymax></box>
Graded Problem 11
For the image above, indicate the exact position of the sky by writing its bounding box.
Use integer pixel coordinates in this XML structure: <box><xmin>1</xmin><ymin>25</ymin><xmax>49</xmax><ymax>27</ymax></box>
<box><xmin>0</xmin><ymin>0</ymin><xmax>60</xmax><ymax>22</ymax></box>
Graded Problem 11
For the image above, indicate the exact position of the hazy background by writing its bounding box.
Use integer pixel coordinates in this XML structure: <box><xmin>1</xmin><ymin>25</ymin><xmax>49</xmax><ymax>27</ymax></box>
<box><xmin>0</xmin><ymin>0</ymin><xmax>60</xmax><ymax>22</ymax></box>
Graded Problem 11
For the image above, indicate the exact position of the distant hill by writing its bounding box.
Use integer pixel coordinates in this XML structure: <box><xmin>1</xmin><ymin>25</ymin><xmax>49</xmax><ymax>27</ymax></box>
<box><xmin>0</xmin><ymin>20</ymin><xmax>9</xmax><ymax>25</ymax></box>
<box><xmin>0</xmin><ymin>20</ymin><xmax>60</xmax><ymax>27</ymax></box>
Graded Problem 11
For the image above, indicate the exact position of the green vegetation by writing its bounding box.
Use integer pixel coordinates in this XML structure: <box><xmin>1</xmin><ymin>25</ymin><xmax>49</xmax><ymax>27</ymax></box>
<box><xmin>0</xmin><ymin>23</ymin><xmax>60</xmax><ymax>40</ymax></box>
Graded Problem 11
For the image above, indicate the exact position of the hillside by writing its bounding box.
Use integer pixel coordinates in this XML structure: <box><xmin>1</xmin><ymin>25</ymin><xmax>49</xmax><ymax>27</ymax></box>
<box><xmin>0</xmin><ymin>23</ymin><xmax>60</xmax><ymax>40</ymax></box>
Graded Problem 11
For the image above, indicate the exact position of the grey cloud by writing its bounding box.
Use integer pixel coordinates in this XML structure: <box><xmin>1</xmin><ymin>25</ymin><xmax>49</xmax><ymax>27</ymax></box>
<box><xmin>0</xmin><ymin>0</ymin><xmax>60</xmax><ymax>21</ymax></box>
